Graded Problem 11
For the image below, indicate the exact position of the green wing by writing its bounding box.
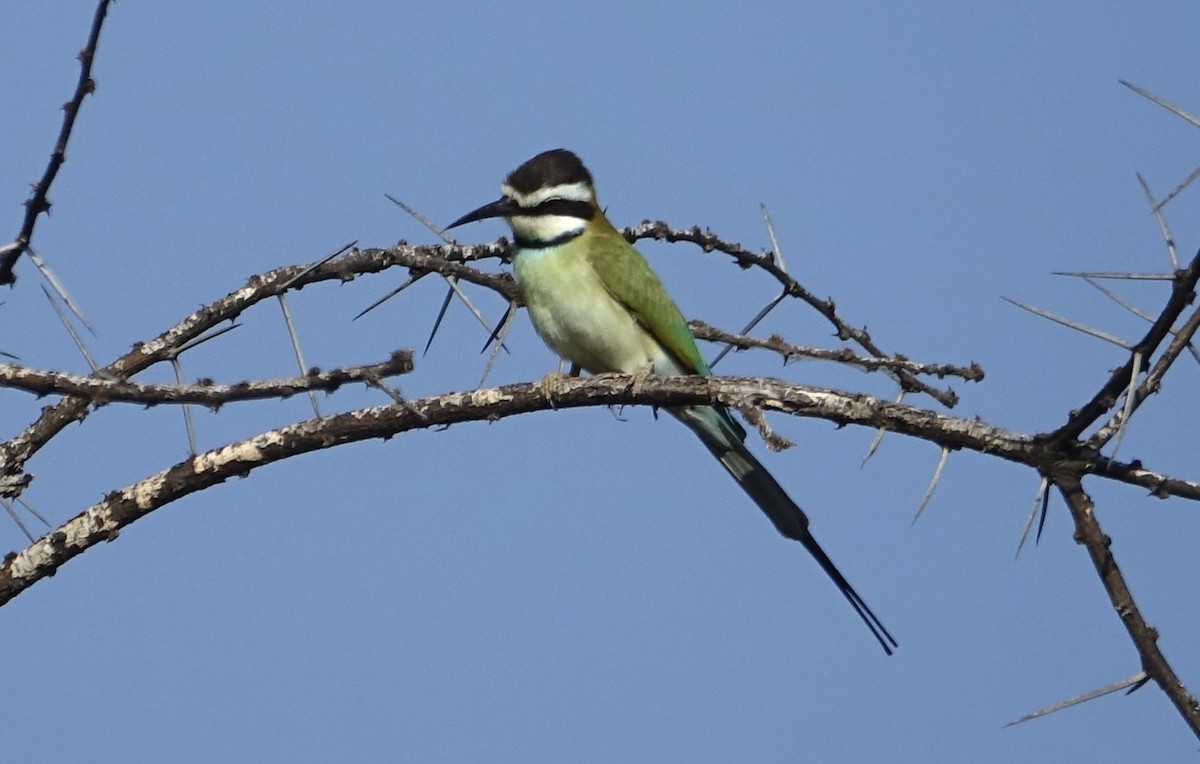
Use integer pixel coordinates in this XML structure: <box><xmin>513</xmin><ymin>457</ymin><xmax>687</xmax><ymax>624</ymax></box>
<box><xmin>585</xmin><ymin>227</ymin><xmax>749</xmax><ymax>442</ymax></box>
<box><xmin>584</xmin><ymin>230</ymin><xmax>712</xmax><ymax>376</ymax></box>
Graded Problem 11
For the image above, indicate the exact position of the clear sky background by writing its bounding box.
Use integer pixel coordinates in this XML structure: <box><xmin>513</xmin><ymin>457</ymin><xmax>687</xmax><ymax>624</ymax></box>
<box><xmin>2</xmin><ymin>2</ymin><xmax>1199</xmax><ymax>762</ymax></box>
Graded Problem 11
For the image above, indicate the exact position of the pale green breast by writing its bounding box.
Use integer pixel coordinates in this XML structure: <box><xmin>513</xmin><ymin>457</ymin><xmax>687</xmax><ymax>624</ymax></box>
<box><xmin>515</xmin><ymin>231</ymin><xmax>748</xmax><ymax>445</ymax></box>
<box><xmin>513</xmin><ymin>241</ymin><xmax>679</xmax><ymax>375</ymax></box>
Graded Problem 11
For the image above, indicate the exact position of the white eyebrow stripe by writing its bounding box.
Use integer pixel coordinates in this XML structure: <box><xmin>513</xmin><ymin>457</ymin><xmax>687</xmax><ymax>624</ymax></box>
<box><xmin>501</xmin><ymin>181</ymin><xmax>593</xmax><ymax>208</ymax></box>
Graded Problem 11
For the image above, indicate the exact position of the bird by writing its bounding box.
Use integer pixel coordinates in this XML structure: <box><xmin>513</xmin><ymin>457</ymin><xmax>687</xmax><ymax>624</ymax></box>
<box><xmin>447</xmin><ymin>149</ymin><xmax>897</xmax><ymax>654</ymax></box>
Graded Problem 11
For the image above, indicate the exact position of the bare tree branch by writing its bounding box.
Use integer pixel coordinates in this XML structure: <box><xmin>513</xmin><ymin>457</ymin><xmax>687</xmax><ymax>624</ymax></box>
<box><xmin>1054</xmin><ymin>474</ymin><xmax>1200</xmax><ymax>735</ymax></box>
<box><xmin>689</xmin><ymin>320</ymin><xmax>984</xmax><ymax>383</ymax></box>
<box><xmin>1</xmin><ymin>0</ymin><xmax>114</xmax><ymax>284</ymax></box>
<box><xmin>0</xmin><ymin>352</ymin><xmax>414</xmax><ymax>406</ymax></box>
<box><xmin>627</xmin><ymin>220</ymin><xmax>962</xmax><ymax>405</ymax></box>
<box><xmin>1087</xmin><ymin>303</ymin><xmax>1200</xmax><ymax>450</ymax></box>
<box><xmin>5</xmin><ymin>372</ymin><xmax>1198</xmax><ymax>606</ymax></box>
<box><xmin>1049</xmin><ymin>248</ymin><xmax>1200</xmax><ymax>443</ymax></box>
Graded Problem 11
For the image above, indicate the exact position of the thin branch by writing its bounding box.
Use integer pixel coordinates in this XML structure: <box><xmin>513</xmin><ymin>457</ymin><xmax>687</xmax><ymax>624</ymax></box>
<box><xmin>1050</xmin><ymin>247</ymin><xmax>1200</xmax><ymax>443</ymax></box>
<box><xmin>4</xmin><ymin>370</ymin><xmax>1196</xmax><ymax>563</ymax></box>
<box><xmin>1081</xmin><ymin>277</ymin><xmax>1200</xmax><ymax>365</ymax></box>
<box><xmin>1106</xmin><ymin>351</ymin><xmax>1141</xmax><ymax>459</ymax></box>
<box><xmin>709</xmin><ymin>203</ymin><xmax>790</xmax><ymax>369</ymax></box>
<box><xmin>1054</xmin><ymin>474</ymin><xmax>1200</xmax><ymax>737</ymax></box>
<box><xmin>0</xmin><ymin>352</ymin><xmax>415</xmax><ymax>406</ymax></box>
<box><xmin>1</xmin><ymin>236</ymin><xmax>977</xmax><ymax>499</ymax></box>
<box><xmin>627</xmin><ymin>221</ymin><xmax>961</xmax><ymax>406</ymax></box>
<box><xmin>1</xmin><ymin>0</ymin><xmax>115</xmax><ymax>284</ymax></box>
<box><xmin>690</xmin><ymin>320</ymin><xmax>984</xmax><ymax>383</ymax></box>
<box><xmin>1087</xmin><ymin>303</ymin><xmax>1200</xmax><ymax>450</ymax></box>
<box><xmin>384</xmin><ymin>194</ymin><xmax>509</xmax><ymax>353</ymax></box>
<box><xmin>0</xmin><ymin>244</ymin><xmax>500</xmax><ymax>493</ymax></box>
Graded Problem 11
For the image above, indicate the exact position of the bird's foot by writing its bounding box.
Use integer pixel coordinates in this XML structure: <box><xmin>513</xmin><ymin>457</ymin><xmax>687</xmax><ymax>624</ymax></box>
<box><xmin>538</xmin><ymin>370</ymin><xmax>569</xmax><ymax>408</ymax></box>
<box><xmin>628</xmin><ymin>364</ymin><xmax>653</xmax><ymax>397</ymax></box>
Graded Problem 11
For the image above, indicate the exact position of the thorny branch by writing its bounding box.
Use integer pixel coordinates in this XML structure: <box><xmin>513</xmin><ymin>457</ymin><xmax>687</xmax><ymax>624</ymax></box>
<box><xmin>1048</xmin><ymin>248</ymin><xmax>1200</xmax><ymax>445</ymax></box>
<box><xmin>2</xmin><ymin>211</ymin><xmax>1198</xmax><ymax>740</ymax></box>
<box><xmin>0</xmin><ymin>247</ymin><xmax>486</xmax><ymax>495</ymax></box>
<box><xmin>0</xmin><ymin>351</ymin><xmax>414</xmax><ymax>406</ymax></box>
<box><xmin>1053</xmin><ymin>474</ymin><xmax>1200</xmax><ymax>733</ymax></box>
<box><xmin>3</xmin><ymin>372</ymin><xmax>1197</xmax><ymax>608</ymax></box>
<box><xmin>687</xmin><ymin>320</ymin><xmax>985</xmax><ymax>382</ymax></box>
<box><xmin>0</xmin><ymin>0</ymin><xmax>114</xmax><ymax>285</ymax></box>
<box><xmin>627</xmin><ymin>221</ymin><xmax>963</xmax><ymax>407</ymax></box>
<box><xmin>2</xmin><ymin>31</ymin><xmax>1198</xmax><ymax>738</ymax></box>
<box><xmin>0</xmin><ymin>235</ymin><xmax>970</xmax><ymax>496</ymax></box>
<box><xmin>1086</xmin><ymin>298</ymin><xmax>1200</xmax><ymax>450</ymax></box>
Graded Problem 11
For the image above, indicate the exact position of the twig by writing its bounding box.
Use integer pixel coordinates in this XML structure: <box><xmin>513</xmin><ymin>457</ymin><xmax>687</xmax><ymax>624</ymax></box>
<box><xmin>1080</xmin><ymin>277</ymin><xmax>1200</xmax><ymax>365</ymax></box>
<box><xmin>383</xmin><ymin>194</ymin><xmax>508</xmax><ymax>354</ymax></box>
<box><xmin>0</xmin><ymin>245</ymin><xmax>492</xmax><ymax>493</ymax></box>
<box><xmin>709</xmin><ymin>203</ymin><xmax>790</xmax><ymax>369</ymax></box>
<box><xmin>0</xmin><ymin>352</ymin><xmax>415</xmax><ymax>406</ymax></box>
<box><xmin>690</xmin><ymin>321</ymin><xmax>984</xmax><ymax>382</ymax></box>
<box><xmin>627</xmin><ymin>220</ymin><xmax>961</xmax><ymax>406</ymax></box>
<box><xmin>1050</xmin><ymin>248</ymin><xmax>1200</xmax><ymax>443</ymax></box>
<box><xmin>1087</xmin><ymin>303</ymin><xmax>1200</xmax><ymax>450</ymax></box>
<box><xmin>1</xmin><ymin>0</ymin><xmax>115</xmax><ymax>284</ymax></box>
<box><xmin>1054</xmin><ymin>475</ymin><xmax>1200</xmax><ymax>737</ymax></box>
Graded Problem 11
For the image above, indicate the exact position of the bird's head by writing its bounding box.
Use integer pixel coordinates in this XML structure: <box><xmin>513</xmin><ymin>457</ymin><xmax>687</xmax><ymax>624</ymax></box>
<box><xmin>447</xmin><ymin>149</ymin><xmax>599</xmax><ymax>248</ymax></box>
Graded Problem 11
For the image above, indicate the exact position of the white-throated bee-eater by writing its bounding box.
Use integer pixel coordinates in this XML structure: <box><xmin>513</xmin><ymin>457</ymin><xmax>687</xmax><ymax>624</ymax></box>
<box><xmin>448</xmin><ymin>149</ymin><xmax>896</xmax><ymax>654</ymax></box>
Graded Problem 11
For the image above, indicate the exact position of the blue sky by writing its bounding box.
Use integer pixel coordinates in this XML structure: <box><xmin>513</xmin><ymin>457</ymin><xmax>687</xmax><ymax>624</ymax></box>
<box><xmin>2</xmin><ymin>2</ymin><xmax>1200</xmax><ymax>761</ymax></box>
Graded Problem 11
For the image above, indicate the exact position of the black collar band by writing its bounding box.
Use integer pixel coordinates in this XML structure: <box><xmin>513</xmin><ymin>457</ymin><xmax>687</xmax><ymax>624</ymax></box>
<box><xmin>514</xmin><ymin>228</ymin><xmax>585</xmax><ymax>250</ymax></box>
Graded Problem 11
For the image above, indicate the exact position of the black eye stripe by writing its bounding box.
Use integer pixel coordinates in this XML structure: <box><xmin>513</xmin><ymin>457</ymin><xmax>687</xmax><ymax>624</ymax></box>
<box><xmin>522</xmin><ymin>199</ymin><xmax>594</xmax><ymax>219</ymax></box>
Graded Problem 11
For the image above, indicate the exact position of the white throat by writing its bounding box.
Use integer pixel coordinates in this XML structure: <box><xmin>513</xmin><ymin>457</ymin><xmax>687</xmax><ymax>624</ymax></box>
<box><xmin>508</xmin><ymin>213</ymin><xmax>587</xmax><ymax>247</ymax></box>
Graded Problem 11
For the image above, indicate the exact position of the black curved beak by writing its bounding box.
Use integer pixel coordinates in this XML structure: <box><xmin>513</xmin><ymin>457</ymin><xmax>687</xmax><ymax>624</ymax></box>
<box><xmin>446</xmin><ymin>197</ymin><xmax>518</xmax><ymax>230</ymax></box>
